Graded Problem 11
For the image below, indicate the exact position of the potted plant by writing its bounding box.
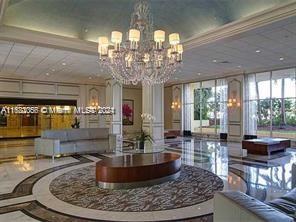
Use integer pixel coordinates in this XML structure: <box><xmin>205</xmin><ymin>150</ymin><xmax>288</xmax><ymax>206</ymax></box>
<box><xmin>136</xmin><ymin>130</ymin><xmax>153</xmax><ymax>150</ymax></box>
<box><xmin>71</xmin><ymin>117</ymin><xmax>80</xmax><ymax>129</ymax></box>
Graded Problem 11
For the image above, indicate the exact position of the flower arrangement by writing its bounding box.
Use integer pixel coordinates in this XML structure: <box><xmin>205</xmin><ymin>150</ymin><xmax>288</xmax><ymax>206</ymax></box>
<box><xmin>136</xmin><ymin>113</ymin><xmax>155</xmax><ymax>149</ymax></box>
<box><xmin>71</xmin><ymin>117</ymin><xmax>80</xmax><ymax>128</ymax></box>
<box><xmin>136</xmin><ymin>130</ymin><xmax>154</xmax><ymax>149</ymax></box>
<box><xmin>141</xmin><ymin>113</ymin><xmax>156</xmax><ymax>121</ymax></box>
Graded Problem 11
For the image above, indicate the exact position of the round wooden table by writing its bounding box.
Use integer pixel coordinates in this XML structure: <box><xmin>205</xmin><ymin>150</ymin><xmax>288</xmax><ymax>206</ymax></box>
<box><xmin>96</xmin><ymin>153</ymin><xmax>181</xmax><ymax>189</ymax></box>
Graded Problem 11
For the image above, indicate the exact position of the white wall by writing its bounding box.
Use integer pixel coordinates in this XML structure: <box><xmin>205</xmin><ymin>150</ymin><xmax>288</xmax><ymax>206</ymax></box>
<box><xmin>0</xmin><ymin>78</ymin><xmax>106</xmax><ymax>129</ymax></box>
<box><xmin>122</xmin><ymin>87</ymin><xmax>142</xmax><ymax>134</ymax></box>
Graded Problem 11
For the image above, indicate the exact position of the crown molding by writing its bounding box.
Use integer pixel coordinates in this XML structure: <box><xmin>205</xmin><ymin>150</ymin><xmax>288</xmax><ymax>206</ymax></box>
<box><xmin>183</xmin><ymin>1</ymin><xmax>296</xmax><ymax>50</ymax></box>
<box><xmin>0</xmin><ymin>2</ymin><xmax>295</xmax><ymax>55</ymax></box>
<box><xmin>0</xmin><ymin>1</ymin><xmax>295</xmax><ymax>87</ymax></box>
<box><xmin>0</xmin><ymin>75</ymin><xmax>106</xmax><ymax>87</ymax></box>
<box><xmin>165</xmin><ymin>62</ymin><xmax>296</xmax><ymax>87</ymax></box>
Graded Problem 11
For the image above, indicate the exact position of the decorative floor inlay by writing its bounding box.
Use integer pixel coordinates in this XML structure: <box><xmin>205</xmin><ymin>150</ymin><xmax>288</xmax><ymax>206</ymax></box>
<box><xmin>49</xmin><ymin>165</ymin><xmax>224</xmax><ymax>212</ymax></box>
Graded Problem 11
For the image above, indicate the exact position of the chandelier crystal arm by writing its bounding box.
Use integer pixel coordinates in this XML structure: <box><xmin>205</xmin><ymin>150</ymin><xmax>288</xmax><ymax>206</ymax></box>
<box><xmin>97</xmin><ymin>0</ymin><xmax>183</xmax><ymax>85</ymax></box>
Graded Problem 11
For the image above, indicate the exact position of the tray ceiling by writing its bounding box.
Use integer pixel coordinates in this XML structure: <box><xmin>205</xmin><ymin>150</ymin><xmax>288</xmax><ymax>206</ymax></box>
<box><xmin>1</xmin><ymin>15</ymin><xmax>296</xmax><ymax>85</ymax></box>
<box><xmin>3</xmin><ymin>0</ymin><xmax>292</xmax><ymax>42</ymax></box>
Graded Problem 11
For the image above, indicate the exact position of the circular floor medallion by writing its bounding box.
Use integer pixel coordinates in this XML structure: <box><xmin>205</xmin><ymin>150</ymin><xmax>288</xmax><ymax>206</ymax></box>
<box><xmin>49</xmin><ymin>165</ymin><xmax>223</xmax><ymax>212</ymax></box>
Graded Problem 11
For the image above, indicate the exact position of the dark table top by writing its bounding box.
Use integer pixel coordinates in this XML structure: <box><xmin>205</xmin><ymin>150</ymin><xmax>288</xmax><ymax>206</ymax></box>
<box><xmin>244</xmin><ymin>138</ymin><xmax>290</xmax><ymax>145</ymax></box>
<box><xmin>96</xmin><ymin>153</ymin><xmax>181</xmax><ymax>168</ymax></box>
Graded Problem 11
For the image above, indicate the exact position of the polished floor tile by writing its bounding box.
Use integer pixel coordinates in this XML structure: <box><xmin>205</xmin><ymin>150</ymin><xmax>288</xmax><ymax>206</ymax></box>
<box><xmin>0</xmin><ymin>137</ymin><xmax>294</xmax><ymax>221</ymax></box>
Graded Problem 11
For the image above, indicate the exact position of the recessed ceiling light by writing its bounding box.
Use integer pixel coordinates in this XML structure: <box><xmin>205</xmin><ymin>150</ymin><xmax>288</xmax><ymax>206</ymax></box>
<box><xmin>279</xmin><ymin>57</ymin><xmax>284</xmax><ymax>61</ymax></box>
<box><xmin>45</xmin><ymin>73</ymin><xmax>49</xmax><ymax>76</ymax></box>
<box><xmin>197</xmin><ymin>73</ymin><xmax>201</xmax><ymax>75</ymax></box>
<box><xmin>88</xmin><ymin>76</ymin><xmax>92</xmax><ymax>79</ymax></box>
<box><xmin>51</xmin><ymin>69</ymin><xmax>55</xmax><ymax>72</ymax></box>
<box><xmin>256</xmin><ymin>50</ymin><xmax>261</xmax><ymax>53</ymax></box>
<box><xmin>62</xmin><ymin>62</ymin><xmax>67</xmax><ymax>66</ymax></box>
<box><xmin>213</xmin><ymin>59</ymin><xmax>217</xmax><ymax>63</ymax></box>
<box><xmin>237</xmin><ymin>65</ymin><xmax>242</xmax><ymax>68</ymax></box>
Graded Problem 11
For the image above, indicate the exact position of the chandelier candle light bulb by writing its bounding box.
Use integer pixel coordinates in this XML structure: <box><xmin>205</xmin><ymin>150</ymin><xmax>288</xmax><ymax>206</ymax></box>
<box><xmin>129</xmin><ymin>29</ymin><xmax>140</xmax><ymax>50</ymax></box>
<box><xmin>125</xmin><ymin>54</ymin><xmax>133</xmax><ymax>68</ymax></box>
<box><xmin>169</xmin><ymin>33</ymin><xmax>180</xmax><ymax>45</ymax></box>
<box><xmin>108</xmin><ymin>49</ymin><xmax>115</xmax><ymax>63</ymax></box>
<box><xmin>177</xmin><ymin>44</ymin><xmax>183</xmax><ymax>62</ymax></box>
<box><xmin>143</xmin><ymin>53</ymin><xmax>150</xmax><ymax>64</ymax></box>
<box><xmin>111</xmin><ymin>31</ymin><xmax>123</xmax><ymax>51</ymax></box>
<box><xmin>154</xmin><ymin>30</ymin><xmax>165</xmax><ymax>49</ymax></box>
<box><xmin>98</xmin><ymin>37</ymin><xmax>109</xmax><ymax>57</ymax></box>
<box><xmin>169</xmin><ymin>33</ymin><xmax>180</xmax><ymax>53</ymax></box>
<box><xmin>97</xmin><ymin>0</ymin><xmax>183</xmax><ymax>85</ymax></box>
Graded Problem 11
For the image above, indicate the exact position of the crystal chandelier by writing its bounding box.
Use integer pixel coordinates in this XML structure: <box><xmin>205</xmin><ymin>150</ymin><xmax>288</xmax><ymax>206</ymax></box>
<box><xmin>97</xmin><ymin>0</ymin><xmax>183</xmax><ymax>85</ymax></box>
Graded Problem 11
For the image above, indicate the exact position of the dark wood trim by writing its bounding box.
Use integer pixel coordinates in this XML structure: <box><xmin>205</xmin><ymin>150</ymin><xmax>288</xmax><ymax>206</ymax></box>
<box><xmin>96</xmin><ymin>153</ymin><xmax>181</xmax><ymax>183</ymax></box>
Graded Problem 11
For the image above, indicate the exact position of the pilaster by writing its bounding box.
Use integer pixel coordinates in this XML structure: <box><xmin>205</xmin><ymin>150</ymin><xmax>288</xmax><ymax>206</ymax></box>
<box><xmin>172</xmin><ymin>84</ymin><xmax>183</xmax><ymax>130</ymax></box>
<box><xmin>105</xmin><ymin>79</ymin><xmax>122</xmax><ymax>138</ymax></box>
<box><xmin>227</xmin><ymin>75</ymin><xmax>244</xmax><ymax>142</ymax></box>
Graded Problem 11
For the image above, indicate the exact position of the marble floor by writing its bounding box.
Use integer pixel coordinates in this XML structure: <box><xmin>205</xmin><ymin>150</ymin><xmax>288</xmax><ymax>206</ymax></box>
<box><xmin>0</xmin><ymin>137</ymin><xmax>295</xmax><ymax>221</ymax></box>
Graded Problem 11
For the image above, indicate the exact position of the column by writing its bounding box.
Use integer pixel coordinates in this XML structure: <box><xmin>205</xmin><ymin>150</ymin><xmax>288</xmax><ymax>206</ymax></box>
<box><xmin>105</xmin><ymin>79</ymin><xmax>122</xmax><ymax>138</ymax></box>
<box><xmin>142</xmin><ymin>84</ymin><xmax>164</xmax><ymax>144</ymax></box>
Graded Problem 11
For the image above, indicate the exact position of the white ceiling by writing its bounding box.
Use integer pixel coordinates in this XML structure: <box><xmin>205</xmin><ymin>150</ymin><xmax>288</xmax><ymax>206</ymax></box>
<box><xmin>0</xmin><ymin>41</ymin><xmax>104</xmax><ymax>84</ymax></box>
<box><xmin>178</xmin><ymin>15</ymin><xmax>296</xmax><ymax>82</ymax></box>
<box><xmin>0</xmin><ymin>15</ymin><xmax>296</xmax><ymax>84</ymax></box>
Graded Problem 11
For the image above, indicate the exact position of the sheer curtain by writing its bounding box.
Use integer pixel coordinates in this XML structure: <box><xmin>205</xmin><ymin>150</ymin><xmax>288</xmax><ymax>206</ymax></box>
<box><xmin>244</xmin><ymin>74</ymin><xmax>257</xmax><ymax>135</ymax></box>
<box><xmin>217</xmin><ymin>79</ymin><xmax>228</xmax><ymax>133</ymax></box>
<box><xmin>183</xmin><ymin>84</ymin><xmax>192</xmax><ymax>132</ymax></box>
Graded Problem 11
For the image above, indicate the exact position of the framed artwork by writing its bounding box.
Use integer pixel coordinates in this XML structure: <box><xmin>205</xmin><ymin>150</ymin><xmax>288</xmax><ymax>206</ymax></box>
<box><xmin>122</xmin><ymin>99</ymin><xmax>134</xmax><ymax>125</ymax></box>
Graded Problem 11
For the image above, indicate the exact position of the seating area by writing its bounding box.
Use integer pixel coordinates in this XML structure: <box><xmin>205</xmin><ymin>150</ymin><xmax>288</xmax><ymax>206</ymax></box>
<box><xmin>0</xmin><ymin>0</ymin><xmax>295</xmax><ymax>222</ymax></box>
<box><xmin>214</xmin><ymin>189</ymin><xmax>296</xmax><ymax>222</ymax></box>
<box><xmin>35</xmin><ymin>128</ymin><xmax>116</xmax><ymax>160</ymax></box>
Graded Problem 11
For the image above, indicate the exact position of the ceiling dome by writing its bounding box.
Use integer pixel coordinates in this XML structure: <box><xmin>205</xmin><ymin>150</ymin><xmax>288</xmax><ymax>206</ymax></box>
<box><xmin>4</xmin><ymin>0</ymin><xmax>291</xmax><ymax>42</ymax></box>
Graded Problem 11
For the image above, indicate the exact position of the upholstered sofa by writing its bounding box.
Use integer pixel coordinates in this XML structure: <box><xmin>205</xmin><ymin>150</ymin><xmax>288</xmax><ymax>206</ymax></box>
<box><xmin>214</xmin><ymin>189</ymin><xmax>295</xmax><ymax>222</ymax></box>
<box><xmin>35</xmin><ymin>128</ymin><xmax>117</xmax><ymax>160</ymax></box>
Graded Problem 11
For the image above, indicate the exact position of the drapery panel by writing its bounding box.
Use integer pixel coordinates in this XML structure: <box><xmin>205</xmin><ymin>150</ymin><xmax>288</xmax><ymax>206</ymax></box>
<box><xmin>244</xmin><ymin>74</ymin><xmax>258</xmax><ymax>135</ymax></box>
<box><xmin>183</xmin><ymin>78</ymin><xmax>228</xmax><ymax>134</ymax></box>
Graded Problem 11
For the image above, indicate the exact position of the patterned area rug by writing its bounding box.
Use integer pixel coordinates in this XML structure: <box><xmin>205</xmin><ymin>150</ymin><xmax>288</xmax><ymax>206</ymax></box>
<box><xmin>49</xmin><ymin>165</ymin><xmax>224</xmax><ymax>212</ymax></box>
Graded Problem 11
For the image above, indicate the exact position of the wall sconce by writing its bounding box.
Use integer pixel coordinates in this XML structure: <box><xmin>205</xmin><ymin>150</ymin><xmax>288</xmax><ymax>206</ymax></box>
<box><xmin>227</xmin><ymin>98</ymin><xmax>240</xmax><ymax>108</ymax></box>
<box><xmin>90</xmin><ymin>101</ymin><xmax>99</xmax><ymax>107</ymax></box>
<box><xmin>16</xmin><ymin>155</ymin><xmax>24</xmax><ymax>164</ymax></box>
<box><xmin>171</xmin><ymin>101</ymin><xmax>181</xmax><ymax>109</ymax></box>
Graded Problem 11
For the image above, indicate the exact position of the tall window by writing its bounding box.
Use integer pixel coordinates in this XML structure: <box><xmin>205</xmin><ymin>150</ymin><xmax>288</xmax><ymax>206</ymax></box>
<box><xmin>183</xmin><ymin>78</ymin><xmax>228</xmax><ymax>135</ymax></box>
<box><xmin>244</xmin><ymin>68</ymin><xmax>296</xmax><ymax>139</ymax></box>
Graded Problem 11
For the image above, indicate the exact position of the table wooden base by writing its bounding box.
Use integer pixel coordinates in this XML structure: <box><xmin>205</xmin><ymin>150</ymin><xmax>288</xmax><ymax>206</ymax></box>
<box><xmin>96</xmin><ymin>153</ymin><xmax>181</xmax><ymax>189</ymax></box>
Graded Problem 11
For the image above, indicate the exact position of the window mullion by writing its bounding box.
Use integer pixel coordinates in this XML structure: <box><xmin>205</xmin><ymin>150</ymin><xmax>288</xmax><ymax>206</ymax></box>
<box><xmin>270</xmin><ymin>71</ymin><xmax>273</xmax><ymax>137</ymax></box>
